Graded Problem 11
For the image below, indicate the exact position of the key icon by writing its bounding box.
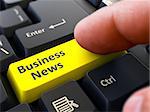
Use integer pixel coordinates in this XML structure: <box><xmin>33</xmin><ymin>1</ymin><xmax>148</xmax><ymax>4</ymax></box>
<box><xmin>52</xmin><ymin>96</ymin><xmax>79</xmax><ymax>112</ymax></box>
<box><xmin>0</xmin><ymin>40</ymin><xmax>9</xmax><ymax>55</ymax></box>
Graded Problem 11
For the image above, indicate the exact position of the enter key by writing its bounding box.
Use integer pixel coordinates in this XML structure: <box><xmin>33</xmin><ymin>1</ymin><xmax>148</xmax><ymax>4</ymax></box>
<box><xmin>7</xmin><ymin>39</ymin><xmax>125</xmax><ymax>103</ymax></box>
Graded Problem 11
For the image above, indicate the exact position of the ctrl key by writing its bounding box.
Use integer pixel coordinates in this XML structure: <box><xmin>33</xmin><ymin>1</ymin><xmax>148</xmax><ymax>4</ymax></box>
<box><xmin>38</xmin><ymin>81</ymin><xmax>96</xmax><ymax>112</ymax></box>
<box><xmin>81</xmin><ymin>54</ymin><xmax>149</xmax><ymax>111</ymax></box>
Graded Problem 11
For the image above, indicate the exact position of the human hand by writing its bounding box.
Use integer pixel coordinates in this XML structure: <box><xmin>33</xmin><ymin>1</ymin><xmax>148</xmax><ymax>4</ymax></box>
<box><xmin>74</xmin><ymin>0</ymin><xmax>149</xmax><ymax>112</ymax></box>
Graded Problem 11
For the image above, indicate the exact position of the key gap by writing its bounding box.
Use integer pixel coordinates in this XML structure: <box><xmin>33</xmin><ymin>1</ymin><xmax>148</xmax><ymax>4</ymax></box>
<box><xmin>29</xmin><ymin>99</ymin><xmax>46</xmax><ymax>111</ymax></box>
<box><xmin>77</xmin><ymin>79</ymin><xmax>100</xmax><ymax>110</ymax></box>
<box><xmin>7</xmin><ymin>36</ymin><xmax>24</xmax><ymax>59</ymax></box>
<box><xmin>24</xmin><ymin>2</ymin><xmax>41</xmax><ymax>24</ymax></box>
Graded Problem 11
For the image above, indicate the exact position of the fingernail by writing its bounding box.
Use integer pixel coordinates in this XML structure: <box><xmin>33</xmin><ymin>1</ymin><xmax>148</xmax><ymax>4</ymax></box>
<box><xmin>124</xmin><ymin>96</ymin><xmax>143</xmax><ymax>112</ymax></box>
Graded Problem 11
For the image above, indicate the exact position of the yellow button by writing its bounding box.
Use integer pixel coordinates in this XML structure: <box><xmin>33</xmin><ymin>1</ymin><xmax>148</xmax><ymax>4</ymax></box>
<box><xmin>7</xmin><ymin>39</ymin><xmax>125</xmax><ymax>103</ymax></box>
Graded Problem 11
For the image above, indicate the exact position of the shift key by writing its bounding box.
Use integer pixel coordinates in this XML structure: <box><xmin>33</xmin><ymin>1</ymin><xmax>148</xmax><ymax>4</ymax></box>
<box><xmin>7</xmin><ymin>39</ymin><xmax>125</xmax><ymax>103</ymax></box>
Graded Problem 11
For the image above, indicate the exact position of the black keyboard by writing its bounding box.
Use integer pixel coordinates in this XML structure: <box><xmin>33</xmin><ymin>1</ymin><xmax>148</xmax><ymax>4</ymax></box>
<box><xmin>0</xmin><ymin>0</ymin><xmax>149</xmax><ymax>111</ymax></box>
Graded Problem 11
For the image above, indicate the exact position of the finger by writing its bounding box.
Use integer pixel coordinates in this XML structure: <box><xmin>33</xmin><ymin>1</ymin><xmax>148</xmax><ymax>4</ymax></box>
<box><xmin>123</xmin><ymin>87</ymin><xmax>150</xmax><ymax>112</ymax></box>
<box><xmin>74</xmin><ymin>0</ymin><xmax>149</xmax><ymax>54</ymax></box>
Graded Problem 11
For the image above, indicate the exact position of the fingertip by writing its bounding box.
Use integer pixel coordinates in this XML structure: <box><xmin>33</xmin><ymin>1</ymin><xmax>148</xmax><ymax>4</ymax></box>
<box><xmin>123</xmin><ymin>95</ymin><xmax>143</xmax><ymax>112</ymax></box>
<box><xmin>74</xmin><ymin>18</ymin><xmax>85</xmax><ymax>46</ymax></box>
<box><xmin>74</xmin><ymin>16</ymin><xmax>98</xmax><ymax>53</ymax></box>
<box><xmin>74</xmin><ymin>10</ymin><xmax>111</xmax><ymax>54</ymax></box>
<box><xmin>123</xmin><ymin>87</ymin><xmax>150</xmax><ymax>112</ymax></box>
<box><xmin>74</xmin><ymin>6</ymin><xmax>133</xmax><ymax>55</ymax></box>
<box><xmin>74</xmin><ymin>1</ymin><xmax>148</xmax><ymax>55</ymax></box>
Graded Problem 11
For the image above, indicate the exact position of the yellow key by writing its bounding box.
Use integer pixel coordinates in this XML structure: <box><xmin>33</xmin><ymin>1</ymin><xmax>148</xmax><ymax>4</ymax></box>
<box><xmin>7</xmin><ymin>39</ymin><xmax>125</xmax><ymax>103</ymax></box>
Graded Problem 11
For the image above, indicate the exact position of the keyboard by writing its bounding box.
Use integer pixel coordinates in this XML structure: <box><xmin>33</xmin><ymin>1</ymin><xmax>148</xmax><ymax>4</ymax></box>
<box><xmin>0</xmin><ymin>0</ymin><xmax>149</xmax><ymax>111</ymax></box>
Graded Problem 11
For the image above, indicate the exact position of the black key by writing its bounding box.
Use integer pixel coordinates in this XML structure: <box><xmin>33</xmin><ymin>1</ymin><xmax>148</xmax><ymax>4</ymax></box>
<box><xmin>6</xmin><ymin>104</ymin><xmax>32</xmax><ymax>112</ymax></box>
<box><xmin>0</xmin><ymin>80</ymin><xmax>8</xmax><ymax>105</ymax></box>
<box><xmin>128</xmin><ymin>45</ymin><xmax>149</xmax><ymax>68</ymax></box>
<box><xmin>39</xmin><ymin>81</ymin><xmax>96</xmax><ymax>112</ymax></box>
<box><xmin>81</xmin><ymin>54</ymin><xmax>149</xmax><ymax>111</ymax></box>
<box><xmin>15</xmin><ymin>0</ymin><xmax>88</xmax><ymax>56</ymax></box>
<box><xmin>2</xmin><ymin>0</ymin><xmax>31</xmax><ymax>8</ymax></box>
<box><xmin>87</xmin><ymin>0</ymin><xmax>102</xmax><ymax>7</ymax></box>
<box><xmin>0</xmin><ymin>35</ymin><xmax>17</xmax><ymax>73</ymax></box>
<box><xmin>1</xmin><ymin>73</ymin><xmax>19</xmax><ymax>111</ymax></box>
<box><xmin>0</xmin><ymin>6</ymin><xmax>31</xmax><ymax>38</ymax></box>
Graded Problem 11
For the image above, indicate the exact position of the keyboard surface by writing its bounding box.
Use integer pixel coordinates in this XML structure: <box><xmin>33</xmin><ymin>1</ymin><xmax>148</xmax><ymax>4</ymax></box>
<box><xmin>0</xmin><ymin>0</ymin><xmax>149</xmax><ymax>111</ymax></box>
